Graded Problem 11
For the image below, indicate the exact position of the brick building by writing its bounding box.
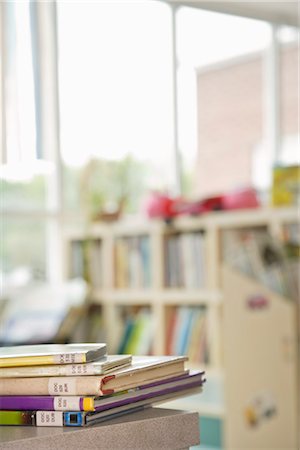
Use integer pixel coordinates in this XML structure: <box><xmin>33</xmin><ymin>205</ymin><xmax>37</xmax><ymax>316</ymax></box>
<box><xmin>195</xmin><ymin>44</ymin><xmax>298</xmax><ymax>198</ymax></box>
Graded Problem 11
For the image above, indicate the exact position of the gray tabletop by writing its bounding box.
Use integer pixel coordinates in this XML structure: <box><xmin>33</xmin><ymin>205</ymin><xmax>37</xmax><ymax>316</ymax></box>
<box><xmin>0</xmin><ymin>407</ymin><xmax>200</xmax><ymax>449</ymax></box>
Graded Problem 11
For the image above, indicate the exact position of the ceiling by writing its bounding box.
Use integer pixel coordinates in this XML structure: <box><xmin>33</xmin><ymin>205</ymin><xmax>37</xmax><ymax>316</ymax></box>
<box><xmin>165</xmin><ymin>1</ymin><xmax>299</xmax><ymax>27</ymax></box>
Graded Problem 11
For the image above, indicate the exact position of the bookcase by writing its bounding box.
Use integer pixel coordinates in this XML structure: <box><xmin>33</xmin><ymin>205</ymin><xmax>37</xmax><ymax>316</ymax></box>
<box><xmin>63</xmin><ymin>206</ymin><xmax>299</xmax><ymax>449</ymax></box>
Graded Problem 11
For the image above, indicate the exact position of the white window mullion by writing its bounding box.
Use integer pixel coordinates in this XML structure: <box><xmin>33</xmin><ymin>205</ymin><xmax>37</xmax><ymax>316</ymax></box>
<box><xmin>0</xmin><ymin>2</ymin><xmax>7</xmax><ymax>164</ymax></box>
<box><xmin>33</xmin><ymin>1</ymin><xmax>63</xmax><ymax>284</ymax></box>
<box><xmin>170</xmin><ymin>4</ymin><xmax>182</xmax><ymax>196</ymax></box>
<box><xmin>264</xmin><ymin>24</ymin><xmax>281</xmax><ymax>167</ymax></box>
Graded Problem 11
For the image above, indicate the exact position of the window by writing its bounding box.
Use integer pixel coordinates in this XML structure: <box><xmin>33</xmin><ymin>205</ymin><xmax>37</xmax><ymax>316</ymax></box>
<box><xmin>57</xmin><ymin>1</ymin><xmax>175</xmax><ymax>216</ymax></box>
<box><xmin>1</xmin><ymin>1</ymin><xmax>61</xmax><ymax>286</ymax></box>
<box><xmin>1</xmin><ymin>1</ymin><xmax>298</xmax><ymax>290</ymax></box>
<box><xmin>175</xmin><ymin>7</ymin><xmax>271</xmax><ymax>199</ymax></box>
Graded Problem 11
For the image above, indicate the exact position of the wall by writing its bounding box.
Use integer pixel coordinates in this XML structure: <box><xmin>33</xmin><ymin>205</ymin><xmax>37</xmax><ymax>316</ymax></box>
<box><xmin>194</xmin><ymin>45</ymin><xmax>298</xmax><ymax>198</ymax></box>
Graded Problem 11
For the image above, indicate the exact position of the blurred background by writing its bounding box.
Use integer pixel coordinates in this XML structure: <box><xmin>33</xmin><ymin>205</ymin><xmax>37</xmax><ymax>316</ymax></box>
<box><xmin>0</xmin><ymin>1</ymin><xmax>299</xmax><ymax>449</ymax></box>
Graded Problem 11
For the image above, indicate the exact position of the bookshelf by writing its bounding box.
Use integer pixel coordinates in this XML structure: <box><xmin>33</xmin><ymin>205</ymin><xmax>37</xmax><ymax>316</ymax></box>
<box><xmin>63</xmin><ymin>206</ymin><xmax>299</xmax><ymax>449</ymax></box>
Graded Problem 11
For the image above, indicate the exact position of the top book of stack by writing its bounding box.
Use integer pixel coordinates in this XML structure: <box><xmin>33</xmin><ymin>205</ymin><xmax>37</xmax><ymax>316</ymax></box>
<box><xmin>0</xmin><ymin>344</ymin><xmax>107</xmax><ymax>368</ymax></box>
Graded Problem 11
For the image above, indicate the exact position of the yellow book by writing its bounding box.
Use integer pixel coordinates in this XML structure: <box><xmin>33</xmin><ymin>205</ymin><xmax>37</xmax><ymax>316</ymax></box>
<box><xmin>0</xmin><ymin>343</ymin><xmax>107</xmax><ymax>368</ymax></box>
<box><xmin>272</xmin><ymin>165</ymin><xmax>300</xmax><ymax>206</ymax></box>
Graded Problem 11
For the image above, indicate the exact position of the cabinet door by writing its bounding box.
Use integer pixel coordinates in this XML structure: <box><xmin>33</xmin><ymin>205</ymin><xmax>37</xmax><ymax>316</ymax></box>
<box><xmin>222</xmin><ymin>265</ymin><xmax>298</xmax><ymax>450</ymax></box>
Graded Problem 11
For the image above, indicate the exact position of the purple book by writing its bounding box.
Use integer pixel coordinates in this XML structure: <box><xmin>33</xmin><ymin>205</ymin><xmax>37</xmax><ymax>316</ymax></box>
<box><xmin>0</xmin><ymin>395</ymin><xmax>87</xmax><ymax>412</ymax></box>
<box><xmin>82</xmin><ymin>371</ymin><xmax>205</xmax><ymax>426</ymax></box>
<box><xmin>92</xmin><ymin>370</ymin><xmax>204</xmax><ymax>413</ymax></box>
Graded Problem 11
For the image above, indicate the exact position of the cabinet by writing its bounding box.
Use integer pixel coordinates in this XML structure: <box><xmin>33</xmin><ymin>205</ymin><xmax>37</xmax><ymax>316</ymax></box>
<box><xmin>63</xmin><ymin>206</ymin><xmax>299</xmax><ymax>449</ymax></box>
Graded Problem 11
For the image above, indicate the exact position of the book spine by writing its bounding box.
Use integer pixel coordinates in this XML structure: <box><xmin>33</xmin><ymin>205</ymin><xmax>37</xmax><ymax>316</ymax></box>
<box><xmin>0</xmin><ymin>376</ymin><xmax>101</xmax><ymax>396</ymax></box>
<box><xmin>0</xmin><ymin>353</ymin><xmax>86</xmax><ymax>368</ymax></box>
<box><xmin>0</xmin><ymin>410</ymin><xmax>85</xmax><ymax>427</ymax></box>
<box><xmin>0</xmin><ymin>410</ymin><xmax>35</xmax><ymax>425</ymax></box>
<box><xmin>0</xmin><ymin>396</ymin><xmax>94</xmax><ymax>411</ymax></box>
<box><xmin>0</xmin><ymin>363</ymin><xmax>104</xmax><ymax>378</ymax></box>
<box><xmin>36</xmin><ymin>411</ymin><xmax>85</xmax><ymax>426</ymax></box>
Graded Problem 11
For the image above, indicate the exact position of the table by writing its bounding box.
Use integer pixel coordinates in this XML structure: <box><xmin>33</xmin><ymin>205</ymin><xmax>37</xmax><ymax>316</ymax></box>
<box><xmin>0</xmin><ymin>407</ymin><xmax>200</xmax><ymax>449</ymax></box>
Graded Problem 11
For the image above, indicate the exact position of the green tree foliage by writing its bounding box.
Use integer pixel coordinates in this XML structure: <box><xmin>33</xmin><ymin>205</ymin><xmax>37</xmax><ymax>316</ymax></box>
<box><xmin>79</xmin><ymin>154</ymin><xmax>148</xmax><ymax>219</ymax></box>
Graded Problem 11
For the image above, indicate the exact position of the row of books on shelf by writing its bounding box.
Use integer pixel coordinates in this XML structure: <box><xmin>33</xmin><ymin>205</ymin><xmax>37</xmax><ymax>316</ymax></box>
<box><xmin>166</xmin><ymin>306</ymin><xmax>209</xmax><ymax>365</ymax></box>
<box><xmin>0</xmin><ymin>343</ymin><xmax>205</xmax><ymax>427</ymax></box>
<box><xmin>114</xmin><ymin>235</ymin><xmax>151</xmax><ymax>289</ymax></box>
<box><xmin>114</xmin><ymin>306</ymin><xmax>209</xmax><ymax>365</ymax></box>
<box><xmin>164</xmin><ymin>232</ymin><xmax>206</xmax><ymax>288</ymax></box>
<box><xmin>69</xmin><ymin>232</ymin><xmax>208</xmax><ymax>290</ymax></box>
<box><xmin>70</xmin><ymin>236</ymin><xmax>152</xmax><ymax>289</ymax></box>
<box><xmin>70</xmin><ymin>239</ymin><xmax>103</xmax><ymax>288</ymax></box>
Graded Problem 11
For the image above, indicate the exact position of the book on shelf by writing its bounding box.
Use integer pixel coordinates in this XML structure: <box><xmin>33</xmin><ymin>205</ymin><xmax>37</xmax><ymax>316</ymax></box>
<box><xmin>70</xmin><ymin>240</ymin><xmax>86</xmax><ymax>279</ymax></box>
<box><xmin>0</xmin><ymin>354</ymin><xmax>132</xmax><ymax>378</ymax></box>
<box><xmin>0</xmin><ymin>371</ymin><xmax>204</xmax><ymax>427</ymax></box>
<box><xmin>114</xmin><ymin>236</ymin><xmax>151</xmax><ymax>289</ymax></box>
<box><xmin>166</xmin><ymin>306</ymin><xmax>208</xmax><ymax>365</ymax></box>
<box><xmin>271</xmin><ymin>164</ymin><xmax>300</xmax><ymax>206</ymax></box>
<box><xmin>0</xmin><ymin>343</ymin><xmax>107</xmax><ymax>368</ymax></box>
<box><xmin>164</xmin><ymin>232</ymin><xmax>206</xmax><ymax>288</ymax></box>
<box><xmin>0</xmin><ymin>355</ymin><xmax>188</xmax><ymax>396</ymax></box>
<box><xmin>87</xmin><ymin>239</ymin><xmax>102</xmax><ymax>288</ymax></box>
<box><xmin>222</xmin><ymin>228</ymin><xmax>297</xmax><ymax>301</ymax></box>
<box><xmin>0</xmin><ymin>370</ymin><xmax>205</xmax><ymax>412</ymax></box>
<box><xmin>118</xmin><ymin>308</ymin><xmax>153</xmax><ymax>356</ymax></box>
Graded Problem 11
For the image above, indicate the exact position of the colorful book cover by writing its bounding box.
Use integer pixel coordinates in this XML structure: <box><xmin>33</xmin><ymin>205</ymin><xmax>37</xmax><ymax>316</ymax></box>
<box><xmin>165</xmin><ymin>308</ymin><xmax>178</xmax><ymax>355</ymax></box>
<box><xmin>272</xmin><ymin>165</ymin><xmax>300</xmax><ymax>206</ymax></box>
<box><xmin>178</xmin><ymin>307</ymin><xmax>194</xmax><ymax>355</ymax></box>
<box><xmin>124</xmin><ymin>309</ymin><xmax>152</xmax><ymax>355</ymax></box>
<box><xmin>0</xmin><ymin>410</ymin><xmax>35</xmax><ymax>426</ymax></box>
<box><xmin>117</xmin><ymin>317</ymin><xmax>135</xmax><ymax>354</ymax></box>
<box><xmin>0</xmin><ymin>343</ymin><xmax>107</xmax><ymax>368</ymax></box>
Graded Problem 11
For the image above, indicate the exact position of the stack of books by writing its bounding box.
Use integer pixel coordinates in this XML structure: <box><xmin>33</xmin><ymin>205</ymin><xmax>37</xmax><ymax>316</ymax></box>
<box><xmin>0</xmin><ymin>343</ymin><xmax>205</xmax><ymax>427</ymax></box>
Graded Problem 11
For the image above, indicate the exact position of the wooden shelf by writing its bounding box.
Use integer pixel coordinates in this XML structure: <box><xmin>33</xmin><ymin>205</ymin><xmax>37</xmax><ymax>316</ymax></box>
<box><xmin>160</xmin><ymin>290</ymin><xmax>222</xmax><ymax>305</ymax></box>
<box><xmin>91</xmin><ymin>289</ymin><xmax>222</xmax><ymax>305</ymax></box>
<box><xmin>64</xmin><ymin>206</ymin><xmax>299</xmax><ymax>450</ymax></box>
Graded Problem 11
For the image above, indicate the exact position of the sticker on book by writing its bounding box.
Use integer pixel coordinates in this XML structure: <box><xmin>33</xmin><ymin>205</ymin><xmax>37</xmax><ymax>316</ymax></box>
<box><xmin>244</xmin><ymin>391</ymin><xmax>277</xmax><ymax>427</ymax></box>
<box><xmin>54</xmin><ymin>396</ymin><xmax>81</xmax><ymax>411</ymax></box>
<box><xmin>48</xmin><ymin>378</ymin><xmax>77</xmax><ymax>395</ymax></box>
<box><xmin>246</xmin><ymin>294</ymin><xmax>269</xmax><ymax>310</ymax></box>
<box><xmin>65</xmin><ymin>364</ymin><xmax>96</xmax><ymax>376</ymax></box>
<box><xmin>36</xmin><ymin>411</ymin><xmax>63</xmax><ymax>427</ymax></box>
<box><xmin>53</xmin><ymin>353</ymin><xmax>84</xmax><ymax>364</ymax></box>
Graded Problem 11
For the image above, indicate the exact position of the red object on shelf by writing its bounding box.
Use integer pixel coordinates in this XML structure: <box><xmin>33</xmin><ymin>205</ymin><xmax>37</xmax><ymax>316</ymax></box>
<box><xmin>222</xmin><ymin>188</ymin><xmax>260</xmax><ymax>210</ymax></box>
<box><xmin>144</xmin><ymin>193</ymin><xmax>181</xmax><ymax>219</ymax></box>
<box><xmin>144</xmin><ymin>188</ymin><xmax>260</xmax><ymax>220</ymax></box>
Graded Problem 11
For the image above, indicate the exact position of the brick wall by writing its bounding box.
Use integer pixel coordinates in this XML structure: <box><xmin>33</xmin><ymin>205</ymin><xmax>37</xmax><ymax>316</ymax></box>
<box><xmin>194</xmin><ymin>45</ymin><xmax>298</xmax><ymax>197</ymax></box>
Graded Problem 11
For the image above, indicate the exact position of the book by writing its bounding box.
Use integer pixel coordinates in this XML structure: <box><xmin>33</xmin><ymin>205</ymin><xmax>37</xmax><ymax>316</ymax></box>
<box><xmin>0</xmin><ymin>371</ymin><xmax>205</xmax><ymax>411</ymax></box>
<box><xmin>0</xmin><ymin>355</ymin><xmax>187</xmax><ymax>396</ymax></box>
<box><xmin>272</xmin><ymin>164</ymin><xmax>300</xmax><ymax>206</ymax></box>
<box><xmin>0</xmin><ymin>371</ymin><xmax>204</xmax><ymax>426</ymax></box>
<box><xmin>0</xmin><ymin>354</ymin><xmax>131</xmax><ymax>378</ymax></box>
<box><xmin>0</xmin><ymin>343</ymin><xmax>107</xmax><ymax>368</ymax></box>
<box><xmin>124</xmin><ymin>309</ymin><xmax>152</xmax><ymax>355</ymax></box>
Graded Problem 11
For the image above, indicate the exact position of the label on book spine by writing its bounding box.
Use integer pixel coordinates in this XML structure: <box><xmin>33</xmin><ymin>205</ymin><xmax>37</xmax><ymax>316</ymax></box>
<box><xmin>64</xmin><ymin>364</ymin><xmax>96</xmax><ymax>376</ymax></box>
<box><xmin>54</xmin><ymin>396</ymin><xmax>81</xmax><ymax>411</ymax></box>
<box><xmin>36</xmin><ymin>411</ymin><xmax>63</xmax><ymax>427</ymax></box>
<box><xmin>48</xmin><ymin>378</ymin><xmax>77</xmax><ymax>395</ymax></box>
<box><xmin>52</xmin><ymin>353</ymin><xmax>84</xmax><ymax>364</ymax></box>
